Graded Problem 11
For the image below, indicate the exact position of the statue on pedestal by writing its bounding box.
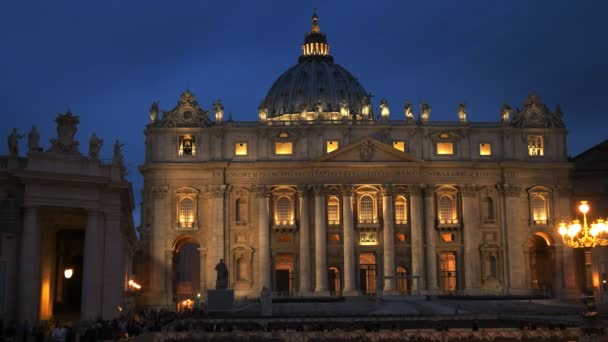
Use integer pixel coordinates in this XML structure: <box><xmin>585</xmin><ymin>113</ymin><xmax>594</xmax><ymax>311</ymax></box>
<box><xmin>7</xmin><ymin>128</ymin><xmax>23</xmax><ymax>156</ymax></box>
<box><xmin>215</xmin><ymin>258</ymin><xmax>229</xmax><ymax>289</ymax></box>
<box><xmin>28</xmin><ymin>126</ymin><xmax>40</xmax><ymax>153</ymax></box>
<box><xmin>89</xmin><ymin>133</ymin><xmax>103</xmax><ymax>159</ymax></box>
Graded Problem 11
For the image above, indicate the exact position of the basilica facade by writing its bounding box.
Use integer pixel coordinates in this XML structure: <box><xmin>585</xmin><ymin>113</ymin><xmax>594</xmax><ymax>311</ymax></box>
<box><xmin>138</xmin><ymin>14</ymin><xmax>579</xmax><ymax>308</ymax></box>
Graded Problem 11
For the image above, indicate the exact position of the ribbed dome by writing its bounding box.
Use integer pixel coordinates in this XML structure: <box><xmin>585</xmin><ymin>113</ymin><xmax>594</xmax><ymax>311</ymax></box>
<box><xmin>259</xmin><ymin>13</ymin><xmax>370</xmax><ymax>120</ymax></box>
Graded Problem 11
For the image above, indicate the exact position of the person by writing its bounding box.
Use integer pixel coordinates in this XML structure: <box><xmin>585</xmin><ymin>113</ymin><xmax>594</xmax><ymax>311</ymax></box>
<box><xmin>215</xmin><ymin>259</ymin><xmax>228</xmax><ymax>289</ymax></box>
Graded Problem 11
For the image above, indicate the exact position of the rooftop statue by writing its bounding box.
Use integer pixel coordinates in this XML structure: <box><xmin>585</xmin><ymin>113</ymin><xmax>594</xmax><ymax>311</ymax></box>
<box><xmin>49</xmin><ymin>111</ymin><xmax>80</xmax><ymax>154</ymax></box>
<box><xmin>420</xmin><ymin>102</ymin><xmax>431</xmax><ymax>122</ymax></box>
<box><xmin>213</xmin><ymin>99</ymin><xmax>224</xmax><ymax>122</ymax></box>
<box><xmin>89</xmin><ymin>133</ymin><xmax>103</xmax><ymax>159</ymax></box>
<box><xmin>7</xmin><ymin>128</ymin><xmax>24</xmax><ymax>156</ymax></box>
<box><xmin>215</xmin><ymin>258</ymin><xmax>229</xmax><ymax>289</ymax></box>
<box><xmin>457</xmin><ymin>103</ymin><xmax>467</xmax><ymax>123</ymax></box>
<box><xmin>27</xmin><ymin>126</ymin><xmax>40</xmax><ymax>153</ymax></box>
<box><xmin>149</xmin><ymin>101</ymin><xmax>159</xmax><ymax>123</ymax></box>
<box><xmin>403</xmin><ymin>101</ymin><xmax>414</xmax><ymax>121</ymax></box>
<box><xmin>380</xmin><ymin>98</ymin><xmax>390</xmax><ymax>119</ymax></box>
<box><xmin>501</xmin><ymin>103</ymin><xmax>512</xmax><ymax>123</ymax></box>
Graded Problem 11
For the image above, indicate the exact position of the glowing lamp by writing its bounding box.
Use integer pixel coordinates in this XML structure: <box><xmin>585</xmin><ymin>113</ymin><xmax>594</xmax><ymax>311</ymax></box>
<box><xmin>64</xmin><ymin>268</ymin><xmax>74</xmax><ymax>279</ymax></box>
<box><xmin>558</xmin><ymin>222</ymin><xmax>567</xmax><ymax>236</ymax></box>
<box><xmin>579</xmin><ymin>201</ymin><xmax>590</xmax><ymax>214</ymax></box>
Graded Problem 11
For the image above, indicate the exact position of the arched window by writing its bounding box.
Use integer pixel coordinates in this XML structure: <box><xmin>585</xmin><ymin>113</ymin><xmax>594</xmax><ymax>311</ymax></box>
<box><xmin>327</xmin><ymin>196</ymin><xmax>340</xmax><ymax>225</ymax></box>
<box><xmin>179</xmin><ymin>198</ymin><xmax>194</xmax><ymax>228</ymax></box>
<box><xmin>277</xmin><ymin>196</ymin><xmax>292</xmax><ymax>224</ymax></box>
<box><xmin>359</xmin><ymin>195</ymin><xmax>374</xmax><ymax>223</ymax></box>
<box><xmin>439</xmin><ymin>195</ymin><xmax>453</xmax><ymax>222</ymax></box>
<box><xmin>396</xmin><ymin>266</ymin><xmax>409</xmax><ymax>295</ymax></box>
<box><xmin>395</xmin><ymin>196</ymin><xmax>407</xmax><ymax>224</ymax></box>
<box><xmin>531</xmin><ymin>195</ymin><xmax>547</xmax><ymax>224</ymax></box>
<box><xmin>482</xmin><ymin>197</ymin><xmax>494</xmax><ymax>223</ymax></box>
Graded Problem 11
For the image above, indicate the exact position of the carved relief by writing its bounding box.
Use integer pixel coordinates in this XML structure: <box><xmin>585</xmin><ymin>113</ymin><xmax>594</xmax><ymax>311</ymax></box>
<box><xmin>360</xmin><ymin>140</ymin><xmax>374</xmax><ymax>161</ymax></box>
<box><xmin>155</xmin><ymin>90</ymin><xmax>213</xmax><ymax>128</ymax></box>
<box><xmin>510</xmin><ymin>93</ymin><xmax>564</xmax><ymax>128</ymax></box>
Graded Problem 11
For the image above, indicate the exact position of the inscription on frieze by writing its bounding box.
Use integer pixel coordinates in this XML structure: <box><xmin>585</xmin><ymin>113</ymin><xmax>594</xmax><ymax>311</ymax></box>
<box><xmin>222</xmin><ymin>168</ymin><xmax>501</xmax><ymax>180</ymax></box>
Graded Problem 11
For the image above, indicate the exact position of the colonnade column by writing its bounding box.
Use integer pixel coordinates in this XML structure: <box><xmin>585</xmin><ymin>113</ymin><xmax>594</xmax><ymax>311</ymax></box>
<box><xmin>297</xmin><ymin>186</ymin><xmax>312</xmax><ymax>295</ymax></box>
<box><xmin>461</xmin><ymin>185</ymin><xmax>481</xmax><ymax>294</ymax></box>
<box><xmin>502</xmin><ymin>184</ymin><xmax>527</xmax><ymax>294</ymax></box>
<box><xmin>150</xmin><ymin>186</ymin><xmax>168</xmax><ymax>306</ymax></box>
<box><xmin>381</xmin><ymin>185</ymin><xmax>398</xmax><ymax>295</ymax></box>
<box><xmin>423</xmin><ymin>185</ymin><xmax>439</xmax><ymax>293</ymax></box>
<box><xmin>102</xmin><ymin>211</ymin><xmax>126</xmax><ymax>319</ymax></box>
<box><xmin>81</xmin><ymin>210</ymin><xmax>103</xmax><ymax>320</ymax></box>
<box><xmin>313</xmin><ymin>185</ymin><xmax>329</xmax><ymax>295</ymax></box>
<box><xmin>255</xmin><ymin>186</ymin><xmax>271</xmax><ymax>291</ymax></box>
<box><xmin>341</xmin><ymin>185</ymin><xmax>358</xmax><ymax>295</ymax></box>
<box><xmin>408</xmin><ymin>185</ymin><xmax>424</xmax><ymax>294</ymax></box>
<box><xmin>18</xmin><ymin>205</ymin><xmax>41</xmax><ymax>324</ymax></box>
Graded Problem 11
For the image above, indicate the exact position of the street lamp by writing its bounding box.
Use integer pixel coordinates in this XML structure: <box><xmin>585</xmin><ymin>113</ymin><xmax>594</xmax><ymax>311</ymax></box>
<box><xmin>64</xmin><ymin>268</ymin><xmax>74</xmax><ymax>279</ymax></box>
<box><xmin>558</xmin><ymin>201</ymin><xmax>608</xmax><ymax>248</ymax></box>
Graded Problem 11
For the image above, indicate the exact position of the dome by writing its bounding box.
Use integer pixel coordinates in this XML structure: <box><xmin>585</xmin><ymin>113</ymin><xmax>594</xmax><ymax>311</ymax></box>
<box><xmin>259</xmin><ymin>14</ymin><xmax>371</xmax><ymax>121</ymax></box>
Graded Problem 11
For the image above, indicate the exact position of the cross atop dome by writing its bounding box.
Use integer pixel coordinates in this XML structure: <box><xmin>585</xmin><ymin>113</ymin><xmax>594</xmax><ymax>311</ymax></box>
<box><xmin>300</xmin><ymin>11</ymin><xmax>331</xmax><ymax>61</ymax></box>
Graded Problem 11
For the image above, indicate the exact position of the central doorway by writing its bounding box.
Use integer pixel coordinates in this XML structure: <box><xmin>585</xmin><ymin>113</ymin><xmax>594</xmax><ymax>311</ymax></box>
<box><xmin>173</xmin><ymin>237</ymin><xmax>201</xmax><ymax>305</ymax></box>
<box><xmin>328</xmin><ymin>267</ymin><xmax>342</xmax><ymax>296</ymax></box>
<box><xmin>359</xmin><ymin>252</ymin><xmax>377</xmax><ymax>295</ymax></box>
<box><xmin>274</xmin><ymin>254</ymin><xmax>294</xmax><ymax>296</ymax></box>
<box><xmin>528</xmin><ymin>233</ymin><xmax>554</xmax><ymax>294</ymax></box>
<box><xmin>53</xmin><ymin>230</ymin><xmax>84</xmax><ymax>316</ymax></box>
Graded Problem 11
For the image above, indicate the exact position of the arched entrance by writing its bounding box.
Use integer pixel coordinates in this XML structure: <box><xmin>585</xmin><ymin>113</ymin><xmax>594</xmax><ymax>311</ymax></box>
<box><xmin>173</xmin><ymin>236</ymin><xmax>201</xmax><ymax>305</ymax></box>
<box><xmin>274</xmin><ymin>254</ymin><xmax>294</xmax><ymax>296</ymax></box>
<box><xmin>359</xmin><ymin>252</ymin><xmax>377</xmax><ymax>295</ymax></box>
<box><xmin>528</xmin><ymin>233</ymin><xmax>554</xmax><ymax>294</ymax></box>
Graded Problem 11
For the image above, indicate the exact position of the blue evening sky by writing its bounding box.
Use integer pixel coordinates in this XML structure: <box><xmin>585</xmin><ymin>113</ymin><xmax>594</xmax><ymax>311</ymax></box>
<box><xmin>1</xmin><ymin>1</ymin><xmax>607</xmax><ymax>224</ymax></box>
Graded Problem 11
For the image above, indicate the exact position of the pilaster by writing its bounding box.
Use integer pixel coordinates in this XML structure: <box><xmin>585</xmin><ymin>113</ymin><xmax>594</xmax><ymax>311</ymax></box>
<box><xmin>313</xmin><ymin>184</ymin><xmax>329</xmax><ymax>296</ymax></box>
<box><xmin>461</xmin><ymin>184</ymin><xmax>481</xmax><ymax>294</ymax></box>
<box><xmin>381</xmin><ymin>185</ymin><xmax>398</xmax><ymax>295</ymax></box>
<box><xmin>297</xmin><ymin>185</ymin><xmax>312</xmax><ymax>295</ymax></box>
<box><xmin>407</xmin><ymin>185</ymin><xmax>424</xmax><ymax>294</ymax></box>
<box><xmin>254</xmin><ymin>185</ymin><xmax>272</xmax><ymax>291</ymax></box>
<box><xmin>341</xmin><ymin>185</ymin><xmax>358</xmax><ymax>296</ymax></box>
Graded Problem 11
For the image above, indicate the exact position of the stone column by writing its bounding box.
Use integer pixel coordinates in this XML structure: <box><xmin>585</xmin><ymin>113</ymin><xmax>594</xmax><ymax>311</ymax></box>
<box><xmin>381</xmin><ymin>185</ymin><xmax>398</xmax><ymax>295</ymax></box>
<box><xmin>496</xmin><ymin>184</ymin><xmax>510</xmax><ymax>293</ymax></box>
<box><xmin>341</xmin><ymin>185</ymin><xmax>358</xmax><ymax>295</ymax></box>
<box><xmin>81</xmin><ymin>210</ymin><xmax>103</xmax><ymax>320</ymax></box>
<box><xmin>198</xmin><ymin>247</ymin><xmax>207</xmax><ymax>299</ymax></box>
<box><xmin>461</xmin><ymin>185</ymin><xmax>481</xmax><ymax>294</ymax></box>
<box><xmin>18</xmin><ymin>205</ymin><xmax>41</xmax><ymax>324</ymax></box>
<box><xmin>164</xmin><ymin>249</ymin><xmax>174</xmax><ymax>306</ymax></box>
<box><xmin>408</xmin><ymin>185</ymin><xmax>424</xmax><ymax>294</ymax></box>
<box><xmin>150</xmin><ymin>186</ymin><xmax>168</xmax><ymax>306</ymax></box>
<box><xmin>297</xmin><ymin>186</ymin><xmax>312</xmax><ymax>295</ymax></box>
<box><xmin>423</xmin><ymin>186</ymin><xmax>439</xmax><ymax>293</ymax></box>
<box><xmin>208</xmin><ymin>185</ymin><xmax>228</xmax><ymax>275</ymax></box>
<box><xmin>255</xmin><ymin>186</ymin><xmax>271</xmax><ymax>291</ymax></box>
<box><xmin>502</xmin><ymin>184</ymin><xmax>527</xmax><ymax>294</ymax></box>
<box><xmin>313</xmin><ymin>185</ymin><xmax>329</xmax><ymax>295</ymax></box>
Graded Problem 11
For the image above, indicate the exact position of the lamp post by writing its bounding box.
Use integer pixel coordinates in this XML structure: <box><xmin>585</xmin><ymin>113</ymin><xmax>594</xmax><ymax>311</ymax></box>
<box><xmin>558</xmin><ymin>201</ymin><xmax>608</xmax><ymax>307</ymax></box>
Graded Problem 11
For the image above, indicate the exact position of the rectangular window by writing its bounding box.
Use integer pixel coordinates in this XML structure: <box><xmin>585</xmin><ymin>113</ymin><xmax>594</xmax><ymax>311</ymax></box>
<box><xmin>326</xmin><ymin>140</ymin><xmax>339</xmax><ymax>153</ymax></box>
<box><xmin>436</xmin><ymin>142</ymin><xmax>454</xmax><ymax>155</ymax></box>
<box><xmin>393</xmin><ymin>141</ymin><xmax>405</xmax><ymax>152</ymax></box>
<box><xmin>178</xmin><ymin>135</ymin><xmax>196</xmax><ymax>156</ymax></box>
<box><xmin>235</xmin><ymin>142</ymin><xmax>248</xmax><ymax>156</ymax></box>
<box><xmin>275</xmin><ymin>142</ymin><xmax>293</xmax><ymax>155</ymax></box>
<box><xmin>528</xmin><ymin>135</ymin><xmax>544</xmax><ymax>156</ymax></box>
<box><xmin>479</xmin><ymin>143</ymin><xmax>492</xmax><ymax>156</ymax></box>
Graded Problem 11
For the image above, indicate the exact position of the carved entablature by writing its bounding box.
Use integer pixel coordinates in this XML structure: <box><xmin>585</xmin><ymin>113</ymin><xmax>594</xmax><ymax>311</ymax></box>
<box><xmin>205</xmin><ymin>184</ymin><xmax>230</xmax><ymax>198</ymax></box>
<box><xmin>251</xmin><ymin>185</ymin><xmax>271</xmax><ymax>199</ymax></box>
<box><xmin>500</xmin><ymin>184</ymin><xmax>523</xmax><ymax>197</ymax></box>
<box><xmin>379</xmin><ymin>184</ymin><xmax>394</xmax><ymax>197</ymax></box>
<box><xmin>510</xmin><ymin>93</ymin><xmax>565</xmax><ymax>128</ymax></box>
<box><xmin>154</xmin><ymin>90</ymin><xmax>213</xmax><ymax>128</ymax></box>
<box><xmin>428</xmin><ymin>130</ymin><xmax>463</xmax><ymax>143</ymax></box>
<box><xmin>459</xmin><ymin>184</ymin><xmax>479</xmax><ymax>198</ymax></box>
<box><xmin>404</xmin><ymin>184</ymin><xmax>423</xmax><ymax>197</ymax></box>
<box><xmin>152</xmin><ymin>186</ymin><xmax>169</xmax><ymax>199</ymax></box>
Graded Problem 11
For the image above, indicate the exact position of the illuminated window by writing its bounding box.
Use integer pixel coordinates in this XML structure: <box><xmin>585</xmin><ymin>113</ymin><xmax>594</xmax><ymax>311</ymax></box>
<box><xmin>276</xmin><ymin>196</ymin><xmax>292</xmax><ymax>224</ymax></box>
<box><xmin>359</xmin><ymin>195</ymin><xmax>374</xmax><ymax>223</ymax></box>
<box><xmin>279</xmin><ymin>132</ymin><xmax>289</xmax><ymax>138</ymax></box>
<box><xmin>439</xmin><ymin>195</ymin><xmax>454</xmax><ymax>223</ymax></box>
<box><xmin>328</xmin><ymin>233</ymin><xmax>340</xmax><ymax>242</ymax></box>
<box><xmin>393</xmin><ymin>141</ymin><xmax>405</xmax><ymax>152</ymax></box>
<box><xmin>235</xmin><ymin>142</ymin><xmax>248</xmax><ymax>156</ymax></box>
<box><xmin>179</xmin><ymin>198</ymin><xmax>194</xmax><ymax>228</ymax></box>
<box><xmin>436</xmin><ymin>142</ymin><xmax>454</xmax><ymax>155</ymax></box>
<box><xmin>528</xmin><ymin>136</ymin><xmax>544</xmax><ymax>156</ymax></box>
<box><xmin>395</xmin><ymin>196</ymin><xmax>407</xmax><ymax>224</ymax></box>
<box><xmin>441</xmin><ymin>233</ymin><xmax>455</xmax><ymax>242</ymax></box>
<box><xmin>178</xmin><ymin>135</ymin><xmax>196</xmax><ymax>156</ymax></box>
<box><xmin>479</xmin><ymin>143</ymin><xmax>492</xmax><ymax>156</ymax></box>
<box><xmin>327</xmin><ymin>196</ymin><xmax>340</xmax><ymax>225</ymax></box>
<box><xmin>440</xmin><ymin>252</ymin><xmax>457</xmax><ymax>293</ymax></box>
<box><xmin>275</xmin><ymin>142</ymin><xmax>293</xmax><ymax>155</ymax></box>
<box><xmin>396</xmin><ymin>233</ymin><xmax>406</xmax><ymax>242</ymax></box>
<box><xmin>326</xmin><ymin>140</ymin><xmax>339</xmax><ymax>153</ymax></box>
<box><xmin>531</xmin><ymin>195</ymin><xmax>547</xmax><ymax>224</ymax></box>
<box><xmin>482</xmin><ymin>197</ymin><xmax>495</xmax><ymax>224</ymax></box>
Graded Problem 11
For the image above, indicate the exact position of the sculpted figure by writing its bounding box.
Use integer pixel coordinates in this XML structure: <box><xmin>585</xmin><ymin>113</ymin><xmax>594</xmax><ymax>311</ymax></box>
<box><xmin>7</xmin><ymin>128</ymin><xmax>23</xmax><ymax>156</ymax></box>
<box><xmin>215</xmin><ymin>258</ymin><xmax>229</xmax><ymax>289</ymax></box>
<box><xmin>501</xmin><ymin>103</ymin><xmax>512</xmax><ymax>122</ymax></box>
<box><xmin>28</xmin><ymin>126</ymin><xmax>40</xmax><ymax>153</ymax></box>
<box><xmin>380</xmin><ymin>98</ymin><xmax>390</xmax><ymax>118</ymax></box>
<box><xmin>361</xmin><ymin>96</ymin><xmax>371</xmax><ymax>117</ymax></box>
<box><xmin>149</xmin><ymin>101</ymin><xmax>159</xmax><ymax>123</ymax></box>
<box><xmin>420</xmin><ymin>102</ymin><xmax>431</xmax><ymax>122</ymax></box>
<box><xmin>213</xmin><ymin>99</ymin><xmax>224</xmax><ymax>122</ymax></box>
<box><xmin>89</xmin><ymin>133</ymin><xmax>103</xmax><ymax>159</ymax></box>
<box><xmin>112</xmin><ymin>139</ymin><xmax>124</xmax><ymax>165</ymax></box>
<box><xmin>403</xmin><ymin>101</ymin><xmax>414</xmax><ymax>120</ymax></box>
<box><xmin>315</xmin><ymin>100</ymin><xmax>323</xmax><ymax>114</ymax></box>
<box><xmin>457</xmin><ymin>103</ymin><xmax>467</xmax><ymax>122</ymax></box>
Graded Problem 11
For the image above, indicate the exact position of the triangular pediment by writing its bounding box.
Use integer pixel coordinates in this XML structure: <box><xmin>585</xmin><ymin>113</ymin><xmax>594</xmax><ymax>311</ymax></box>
<box><xmin>318</xmin><ymin>137</ymin><xmax>422</xmax><ymax>163</ymax></box>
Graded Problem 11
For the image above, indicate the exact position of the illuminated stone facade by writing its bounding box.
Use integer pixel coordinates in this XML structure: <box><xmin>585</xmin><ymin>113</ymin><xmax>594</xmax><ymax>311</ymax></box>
<box><xmin>138</xmin><ymin>14</ymin><xmax>580</xmax><ymax>308</ymax></box>
<box><xmin>0</xmin><ymin>113</ymin><xmax>136</xmax><ymax>323</ymax></box>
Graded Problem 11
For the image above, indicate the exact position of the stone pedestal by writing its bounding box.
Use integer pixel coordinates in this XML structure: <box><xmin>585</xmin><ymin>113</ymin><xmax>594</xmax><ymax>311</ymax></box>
<box><xmin>206</xmin><ymin>289</ymin><xmax>234</xmax><ymax>312</ymax></box>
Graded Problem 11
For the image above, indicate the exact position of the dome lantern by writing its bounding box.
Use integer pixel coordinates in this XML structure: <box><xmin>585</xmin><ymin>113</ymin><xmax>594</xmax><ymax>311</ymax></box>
<box><xmin>300</xmin><ymin>12</ymin><xmax>332</xmax><ymax>61</ymax></box>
